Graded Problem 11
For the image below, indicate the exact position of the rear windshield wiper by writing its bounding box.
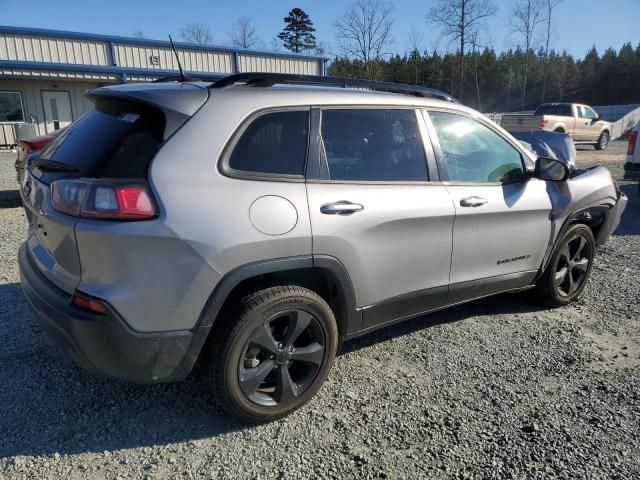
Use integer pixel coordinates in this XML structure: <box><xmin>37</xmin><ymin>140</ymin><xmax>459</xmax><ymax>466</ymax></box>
<box><xmin>30</xmin><ymin>158</ymin><xmax>80</xmax><ymax>173</ymax></box>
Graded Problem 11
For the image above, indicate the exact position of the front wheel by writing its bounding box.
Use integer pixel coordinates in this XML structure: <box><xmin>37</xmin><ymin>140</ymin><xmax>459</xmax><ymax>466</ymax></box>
<box><xmin>534</xmin><ymin>224</ymin><xmax>595</xmax><ymax>307</ymax></box>
<box><xmin>595</xmin><ymin>131</ymin><xmax>610</xmax><ymax>150</ymax></box>
<box><xmin>202</xmin><ymin>286</ymin><xmax>338</xmax><ymax>422</ymax></box>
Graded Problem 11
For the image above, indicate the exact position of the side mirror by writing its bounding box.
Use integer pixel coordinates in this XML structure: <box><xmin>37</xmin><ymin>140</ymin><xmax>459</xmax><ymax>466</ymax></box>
<box><xmin>535</xmin><ymin>157</ymin><xmax>570</xmax><ymax>182</ymax></box>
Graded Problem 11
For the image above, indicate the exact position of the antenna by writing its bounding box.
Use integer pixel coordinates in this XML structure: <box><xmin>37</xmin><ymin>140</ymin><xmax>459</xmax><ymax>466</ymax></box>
<box><xmin>169</xmin><ymin>35</ymin><xmax>186</xmax><ymax>82</ymax></box>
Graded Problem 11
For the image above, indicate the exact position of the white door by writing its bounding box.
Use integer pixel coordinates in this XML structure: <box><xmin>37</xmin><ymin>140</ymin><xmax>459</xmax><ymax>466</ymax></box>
<box><xmin>42</xmin><ymin>91</ymin><xmax>72</xmax><ymax>133</ymax></box>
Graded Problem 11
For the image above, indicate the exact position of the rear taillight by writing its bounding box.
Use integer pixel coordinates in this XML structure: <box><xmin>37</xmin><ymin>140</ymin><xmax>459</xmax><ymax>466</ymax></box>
<box><xmin>51</xmin><ymin>179</ymin><xmax>157</xmax><ymax>220</ymax></box>
<box><xmin>628</xmin><ymin>131</ymin><xmax>638</xmax><ymax>155</ymax></box>
<box><xmin>539</xmin><ymin>119</ymin><xmax>548</xmax><ymax>128</ymax></box>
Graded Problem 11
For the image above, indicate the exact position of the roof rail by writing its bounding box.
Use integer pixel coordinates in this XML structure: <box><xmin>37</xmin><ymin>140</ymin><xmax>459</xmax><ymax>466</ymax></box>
<box><xmin>210</xmin><ymin>73</ymin><xmax>457</xmax><ymax>102</ymax></box>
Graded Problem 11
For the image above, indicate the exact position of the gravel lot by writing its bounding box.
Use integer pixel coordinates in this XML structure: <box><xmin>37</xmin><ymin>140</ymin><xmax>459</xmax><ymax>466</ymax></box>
<box><xmin>0</xmin><ymin>142</ymin><xmax>638</xmax><ymax>479</ymax></box>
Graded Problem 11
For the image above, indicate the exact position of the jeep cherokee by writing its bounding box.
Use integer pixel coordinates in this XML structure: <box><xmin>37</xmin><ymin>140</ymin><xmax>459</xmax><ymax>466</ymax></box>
<box><xmin>18</xmin><ymin>73</ymin><xmax>627</xmax><ymax>422</ymax></box>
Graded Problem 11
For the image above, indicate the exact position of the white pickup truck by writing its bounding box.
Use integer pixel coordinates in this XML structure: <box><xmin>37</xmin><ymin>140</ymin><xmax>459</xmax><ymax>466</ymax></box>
<box><xmin>500</xmin><ymin>103</ymin><xmax>612</xmax><ymax>150</ymax></box>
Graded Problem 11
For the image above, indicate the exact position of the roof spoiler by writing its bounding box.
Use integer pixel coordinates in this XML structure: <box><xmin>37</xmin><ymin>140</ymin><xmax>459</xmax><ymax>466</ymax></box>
<box><xmin>210</xmin><ymin>73</ymin><xmax>457</xmax><ymax>103</ymax></box>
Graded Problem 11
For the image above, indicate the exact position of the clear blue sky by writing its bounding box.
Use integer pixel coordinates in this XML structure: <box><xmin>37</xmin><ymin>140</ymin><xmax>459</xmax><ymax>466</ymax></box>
<box><xmin>2</xmin><ymin>0</ymin><xmax>638</xmax><ymax>58</ymax></box>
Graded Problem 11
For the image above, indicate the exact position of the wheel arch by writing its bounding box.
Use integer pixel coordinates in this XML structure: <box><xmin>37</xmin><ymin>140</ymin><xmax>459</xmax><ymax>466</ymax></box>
<box><xmin>196</xmin><ymin>255</ymin><xmax>360</xmax><ymax>337</ymax></box>
<box><xmin>536</xmin><ymin>204</ymin><xmax>610</xmax><ymax>280</ymax></box>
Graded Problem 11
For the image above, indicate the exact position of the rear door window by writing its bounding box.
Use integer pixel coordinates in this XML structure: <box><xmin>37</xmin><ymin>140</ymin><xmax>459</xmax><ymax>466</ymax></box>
<box><xmin>227</xmin><ymin>110</ymin><xmax>309</xmax><ymax>176</ymax></box>
<box><xmin>319</xmin><ymin>109</ymin><xmax>428</xmax><ymax>181</ymax></box>
<box><xmin>36</xmin><ymin>98</ymin><xmax>165</xmax><ymax>182</ymax></box>
<box><xmin>534</xmin><ymin>104</ymin><xmax>572</xmax><ymax>116</ymax></box>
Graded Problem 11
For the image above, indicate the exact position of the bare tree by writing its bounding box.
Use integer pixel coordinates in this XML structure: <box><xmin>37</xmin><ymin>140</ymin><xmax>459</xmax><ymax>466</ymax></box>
<box><xmin>407</xmin><ymin>25</ymin><xmax>424</xmax><ymax>85</ymax></box>
<box><xmin>540</xmin><ymin>0</ymin><xmax>563</xmax><ymax>102</ymax></box>
<box><xmin>428</xmin><ymin>0</ymin><xmax>496</xmax><ymax>101</ymax></box>
<box><xmin>470</xmin><ymin>31</ymin><xmax>488</xmax><ymax>110</ymax></box>
<box><xmin>269</xmin><ymin>37</ymin><xmax>282</xmax><ymax>52</ymax></box>
<box><xmin>179</xmin><ymin>23</ymin><xmax>212</xmax><ymax>45</ymax></box>
<box><xmin>313</xmin><ymin>41</ymin><xmax>331</xmax><ymax>56</ymax></box>
<box><xmin>510</xmin><ymin>0</ymin><xmax>545</xmax><ymax>108</ymax></box>
<box><xmin>334</xmin><ymin>0</ymin><xmax>394</xmax><ymax>79</ymax></box>
<box><xmin>229</xmin><ymin>16</ymin><xmax>259</xmax><ymax>49</ymax></box>
<box><xmin>132</xmin><ymin>30</ymin><xmax>148</xmax><ymax>39</ymax></box>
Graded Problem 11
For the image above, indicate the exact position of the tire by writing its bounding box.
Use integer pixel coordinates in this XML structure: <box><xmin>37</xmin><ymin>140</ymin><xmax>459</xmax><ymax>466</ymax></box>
<box><xmin>554</xmin><ymin>128</ymin><xmax>565</xmax><ymax>134</ymax></box>
<box><xmin>534</xmin><ymin>224</ymin><xmax>595</xmax><ymax>307</ymax></box>
<box><xmin>595</xmin><ymin>131</ymin><xmax>610</xmax><ymax>150</ymax></box>
<box><xmin>202</xmin><ymin>286</ymin><xmax>338</xmax><ymax>422</ymax></box>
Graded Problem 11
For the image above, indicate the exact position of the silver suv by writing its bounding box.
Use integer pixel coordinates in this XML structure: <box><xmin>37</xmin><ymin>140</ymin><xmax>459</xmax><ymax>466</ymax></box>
<box><xmin>18</xmin><ymin>73</ymin><xmax>627</xmax><ymax>422</ymax></box>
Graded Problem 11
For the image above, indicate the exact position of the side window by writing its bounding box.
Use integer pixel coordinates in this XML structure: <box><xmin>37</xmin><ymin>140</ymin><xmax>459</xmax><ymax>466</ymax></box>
<box><xmin>228</xmin><ymin>110</ymin><xmax>309</xmax><ymax>176</ymax></box>
<box><xmin>429</xmin><ymin>111</ymin><xmax>525</xmax><ymax>183</ymax></box>
<box><xmin>582</xmin><ymin>107</ymin><xmax>597</xmax><ymax>120</ymax></box>
<box><xmin>559</xmin><ymin>105</ymin><xmax>573</xmax><ymax>116</ymax></box>
<box><xmin>320</xmin><ymin>109</ymin><xmax>428</xmax><ymax>181</ymax></box>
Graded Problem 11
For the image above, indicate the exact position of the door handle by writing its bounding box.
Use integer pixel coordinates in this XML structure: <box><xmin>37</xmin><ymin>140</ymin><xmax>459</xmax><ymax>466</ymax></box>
<box><xmin>460</xmin><ymin>196</ymin><xmax>488</xmax><ymax>207</ymax></box>
<box><xmin>320</xmin><ymin>201</ymin><xmax>364</xmax><ymax>215</ymax></box>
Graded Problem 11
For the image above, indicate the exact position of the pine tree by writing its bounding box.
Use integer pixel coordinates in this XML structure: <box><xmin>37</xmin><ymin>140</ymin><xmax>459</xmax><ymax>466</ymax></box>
<box><xmin>277</xmin><ymin>8</ymin><xmax>317</xmax><ymax>53</ymax></box>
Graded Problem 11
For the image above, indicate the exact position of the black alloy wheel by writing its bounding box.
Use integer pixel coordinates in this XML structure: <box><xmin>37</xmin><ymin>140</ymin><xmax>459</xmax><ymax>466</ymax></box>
<box><xmin>203</xmin><ymin>285</ymin><xmax>338</xmax><ymax>422</ymax></box>
<box><xmin>553</xmin><ymin>234</ymin><xmax>591</xmax><ymax>297</ymax></box>
<box><xmin>534</xmin><ymin>223</ymin><xmax>595</xmax><ymax>307</ymax></box>
<box><xmin>239</xmin><ymin>309</ymin><xmax>325</xmax><ymax>406</ymax></box>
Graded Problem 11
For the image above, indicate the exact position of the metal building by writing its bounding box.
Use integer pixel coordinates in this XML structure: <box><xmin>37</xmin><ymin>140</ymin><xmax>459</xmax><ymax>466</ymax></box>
<box><xmin>0</xmin><ymin>26</ymin><xmax>328</xmax><ymax>147</ymax></box>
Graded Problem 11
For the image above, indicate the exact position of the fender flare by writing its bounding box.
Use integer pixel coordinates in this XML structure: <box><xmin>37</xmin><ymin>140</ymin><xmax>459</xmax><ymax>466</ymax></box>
<box><xmin>195</xmin><ymin>255</ymin><xmax>360</xmax><ymax>333</ymax></box>
<box><xmin>534</xmin><ymin>202</ymin><xmax>613</xmax><ymax>282</ymax></box>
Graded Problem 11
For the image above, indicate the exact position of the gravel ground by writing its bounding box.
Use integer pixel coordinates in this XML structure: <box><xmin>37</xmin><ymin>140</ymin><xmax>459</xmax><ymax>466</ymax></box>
<box><xmin>0</xmin><ymin>142</ymin><xmax>638</xmax><ymax>479</ymax></box>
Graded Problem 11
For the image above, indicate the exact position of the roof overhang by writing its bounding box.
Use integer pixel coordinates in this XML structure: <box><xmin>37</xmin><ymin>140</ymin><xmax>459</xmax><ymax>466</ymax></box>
<box><xmin>0</xmin><ymin>60</ymin><xmax>226</xmax><ymax>83</ymax></box>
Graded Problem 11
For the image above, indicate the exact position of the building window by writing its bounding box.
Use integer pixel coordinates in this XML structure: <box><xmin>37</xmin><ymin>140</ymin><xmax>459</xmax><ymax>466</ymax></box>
<box><xmin>0</xmin><ymin>91</ymin><xmax>25</xmax><ymax>123</ymax></box>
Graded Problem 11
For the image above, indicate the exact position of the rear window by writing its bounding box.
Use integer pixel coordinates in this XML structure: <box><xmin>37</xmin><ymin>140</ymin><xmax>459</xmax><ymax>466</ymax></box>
<box><xmin>227</xmin><ymin>110</ymin><xmax>309</xmax><ymax>176</ymax></box>
<box><xmin>534</xmin><ymin>104</ymin><xmax>572</xmax><ymax>117</ymax></box>
<box><xmin>37</xmin><ymin>98</ymin><xmax>165</xmax><ymax>180</ymax></box>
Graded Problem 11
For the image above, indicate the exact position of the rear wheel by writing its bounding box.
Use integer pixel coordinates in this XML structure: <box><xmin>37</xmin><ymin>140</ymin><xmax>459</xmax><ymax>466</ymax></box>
<box><xmin>202</xmin><ymin>286</ymin><xmax>338</xmax><ymax>422</ymax></box>
<box><xmin>596</xmin><ymin>131</ymin><xmax>610</xmax><ymax>150</ymax></box>
<box><xmin>534</xmin><ymin>224</ymin><xmax>595</xmax><ymax>307</ymax></box>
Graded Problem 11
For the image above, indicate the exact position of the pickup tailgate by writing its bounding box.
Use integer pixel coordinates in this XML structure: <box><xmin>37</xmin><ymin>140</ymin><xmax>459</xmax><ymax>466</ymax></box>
<box><xmin>500</xmin><ymin>114</ymin><xmax>543</xmax><ymax>132</ymax></box>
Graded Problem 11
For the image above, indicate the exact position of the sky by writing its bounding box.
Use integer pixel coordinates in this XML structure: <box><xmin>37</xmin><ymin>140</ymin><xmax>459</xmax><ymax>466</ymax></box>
<box><xmin>1</xmin><ymin>0</ymin><xmax>638</xmax><ymax>59</ymax></box>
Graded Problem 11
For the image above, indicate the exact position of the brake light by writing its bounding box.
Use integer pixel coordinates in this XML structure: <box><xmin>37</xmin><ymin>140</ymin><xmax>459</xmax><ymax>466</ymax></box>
<box><xmin>52</xmin><ymin>179</ymin><xmax>157</xmax><ymax>220</ymax></box>
<box><xmin>71</xmin><ymin>292</ymin><xmax>107</xmax><ymax>314</ymax></box>
<box><xmin>539</xmin><ymin>119</ymin><xmax>548</xmax><ymax>128</ymax></box>
<box><xmin>628</xmin><ymin>131</ymin><xmax>638</xmax><ymax>155</ymax></box>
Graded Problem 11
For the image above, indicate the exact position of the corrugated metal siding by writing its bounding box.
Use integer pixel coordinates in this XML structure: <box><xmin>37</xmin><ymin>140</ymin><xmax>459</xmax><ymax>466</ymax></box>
<box><xmin>115</xmin><ymin>44</ymin><xmax>233</xmax><ymax>73</ymax></box>
<box><xmin>238</xmin><ymin>54</ymin><xmax>319</xmax><ymax>75</ymax></box>
<box><xmin>0</xmin><ymin>34</ymin><xmax>110</xmax><ymax>65</ymax></box>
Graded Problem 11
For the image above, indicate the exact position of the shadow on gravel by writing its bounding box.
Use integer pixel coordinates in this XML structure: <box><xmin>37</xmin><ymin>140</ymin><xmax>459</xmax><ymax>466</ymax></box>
<box><xmin>0</xmin><ymin>190</ymin><xmax>21</xmax><ymax>208</ymax></box>
<box><xmin>0</xmin><ymin>283</ymin><xmax>246</xmax><ymax>459</ymax></box>
<box><xmin>0</xmin><ymin>279</ymin><xmax>549</xmax><ymax>459</ymax></box>
<box><xmin>615</xmin><ymin>183</ymin><xmax>639</xmax><ymax>236</ymax></box>
<box><xmin>342</xmin><ymin>292</ymin><xmax>548</xmax><ymax>355</ymax></box>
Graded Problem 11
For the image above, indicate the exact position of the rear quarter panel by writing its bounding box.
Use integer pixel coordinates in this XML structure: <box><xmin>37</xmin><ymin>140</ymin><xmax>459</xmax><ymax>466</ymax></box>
<box><xmin>149</xmin><ymin>92</ymin><xmax>313</xmax><ymax>278</ymax></box>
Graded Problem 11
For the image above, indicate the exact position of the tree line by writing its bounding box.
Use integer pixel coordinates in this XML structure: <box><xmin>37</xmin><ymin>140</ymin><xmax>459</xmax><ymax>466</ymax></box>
<box><xmin>330</xmin><ymin>43</ymin><xmax>640</xmax><ymax>112</ymax></box>
<box><xmin>135</xmin><ymin>1</ymin><xmax>639</xmax><ymax>112</ymax></box>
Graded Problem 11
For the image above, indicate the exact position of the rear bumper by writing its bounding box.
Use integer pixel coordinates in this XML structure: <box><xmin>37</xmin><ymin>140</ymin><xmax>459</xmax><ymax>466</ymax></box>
<box><xmin>595</xmin><ymin>191</ymin><xmax>628</xmax><ymax>246</ymax></box>
<box><xmin>623</xmin><ymin>162</ymin><xmax>640</xmax><ymax>181</ymax></box>
<box><xmin>18</xmin><ymin>243</ymin><xmax>209</xmax><ymax>383</ymax></box>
